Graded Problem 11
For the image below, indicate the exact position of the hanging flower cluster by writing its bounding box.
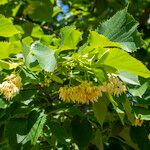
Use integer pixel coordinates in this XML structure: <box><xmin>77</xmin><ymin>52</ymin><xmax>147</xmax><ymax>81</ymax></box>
<box><xmin>59</xmin><ymin>82</ymin><xmax>102</xmax><ymax>104</ymax></box>
<box><xmin>59</xmin><ymin>76</ymin><xmax>126</xmax><ymax>104</ymax></box>
<box><xmin>102</xmin><ymin>76</ymin><xmax>126</xmax><ymax>97</ymax></box>
<box><xmin>134</xmin><ymin>118</ymin><xmax>144</xmax><ymax>127</ymax></box>
<box><xmin>0</xmin><ymin>74</ymin><xmax>22</xmax><ymax>100</ymax></box>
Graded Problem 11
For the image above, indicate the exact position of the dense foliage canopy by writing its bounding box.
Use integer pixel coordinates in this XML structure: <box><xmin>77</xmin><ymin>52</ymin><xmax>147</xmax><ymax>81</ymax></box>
<box><xmin>0</xmin><ymin>0</ymin><xmax>150</xmax><ymax>150</ymax></box>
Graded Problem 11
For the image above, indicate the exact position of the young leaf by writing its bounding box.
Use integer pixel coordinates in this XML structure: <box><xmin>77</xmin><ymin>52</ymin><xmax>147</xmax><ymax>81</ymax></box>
<box><xmin>102</xmin><ymin>48</ymin><xmax>150</xmax><ymax>78</ymax></box>
<box><xmin>0</xmin><ymin>15</ymin><xmax>20</xmax><ymax>37</ymax></box>
<box><xmin>96</xmin><ymin>9</ymin><xmax>141</xmax><ymax>52</ymax></box>
<box><xmin>30</xmin><ymin>41</ymin><xmax>57</xmax><ymax>72</ymax></box>
<box><xmin>88</xmin><ymin>31</ymin><xmax>121</xmax><ymax>48</ymax></box>
<box><xmin>59</xmin><ymin>26</ymin><xmax>82</xmax><ymax>51</ymax></box>
<box><xmin>0</xmin><ymin>41</ymin><xmax>22</xmax><ymax>59</ymax></box>
<box><xmin>31</xmin><ymin>25</ymin><xmax>44</xmax><ymax>38</ymax></box>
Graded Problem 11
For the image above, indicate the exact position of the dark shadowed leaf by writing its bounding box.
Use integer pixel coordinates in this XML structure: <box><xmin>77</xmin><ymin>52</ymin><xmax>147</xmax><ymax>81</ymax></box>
<box><xmin>71</xmin><ymin>115</ymin><xmax>93</xmax><ymax>148</ymax></box>
<box><xmin>93</xmin><ymin>97</ymin><xmax>108</xmax><ymax>126</ymax></box>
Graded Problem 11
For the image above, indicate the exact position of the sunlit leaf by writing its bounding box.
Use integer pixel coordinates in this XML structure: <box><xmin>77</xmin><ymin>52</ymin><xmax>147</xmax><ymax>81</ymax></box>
<box><xmin>0</xmin><ymin>15</ymin><xmax>20</xmax><ymax>37</ymax></box>
<box><xmin>59</xmin><ymin>26</ymin><xmax>82</xmax><ymax>51</ymax></box>
<box><xmin>88</xmin><ymin>31</ymin><xmax>121</xmax><ymax>48</ymax></box>
<box><xmin>0</xmin><ymin>41</ymin><xmax>22</xmax><ymax>59</ymax></box>
<box><xmin>103</xmin><ymin>48</ymin><xmax>150</xmax><ymax>78</ymax></box>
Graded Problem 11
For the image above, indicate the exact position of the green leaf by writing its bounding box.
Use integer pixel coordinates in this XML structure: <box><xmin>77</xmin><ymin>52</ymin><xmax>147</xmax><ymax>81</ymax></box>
<box><xmin>25</xmin><ymin>0</ymin><xmax>53</xmax><ymax>22</ymax></box>
<box><xmin>71</xmin><ymin>115</ymin><xmax>93</xmax><ymax>148</ymax></box>
<box><xmin>59</xmin><ymin>26</ymin><xmax>82</xmax><ymax>51</ymax></box>
<box><xmin>118</xmin><ymin>71</ymin><xmax>140</xmax><ymax>85</ymax></box>
<box><xmin>5</xmin><ymin>118</ymin><xmax>28</xmax><ymax>150</ymax></box>
<box><xmin>0</xmin><ymin>42</ymin><xmax>11</xmax><ymax>59</ymax></box>
<box><xmin>21</xmin><ymin>111</ymin><xmax>47</xmax><ymax>145</ymax></box>
<box><xmin>30</xmin><ymin>41</ymin><xmax>57</xmax><ymax>72</ymax></box>
<box><xmin>102</xmin><ymin>48</ymin><xmax>150</xmax><ymax>78</ymax></box>
<box><xmin>22</xmin><ymin>36</ymin><xmax>33</xmax><ymax>46</ymax></box>
<box><xmin>22</xmin><ymin>42</ymin><xmax>34</xmax><ymax>66</ymax></box>
<box><xmin>118</xmin><ymin>127</ymin><xmax>139</xmax><ymax>150</ymax></box>
<box><xmin>48</xmin><ymin>121</ymin><xmax>68</xmax><ymax>144</ymax></box>
<box><xmin>0</xmin><ymin>41</ymin><xmax>22</xmax><ymax>59</ymax></box>
<box><xmin>0</xmin><ymin>15</ymin><xmax>20</xmax><ymax>37</ymax></box>
<box><xmin>130</xmin><ymin>126</ymin><xmax>150</xmax><ymax>150</ymax></box>
<box><xmin>93</xmin><ymin>68</ymin><xmax>107</xmax><ymax>83</ymax></box>
<box><xmin>31</xmin><ymin>25</ymin><xmax>44</xmax><ymax>38</ymax></box>
<box><xmin>22</xmin><ymin>42</ymin><xmax>42</xmax><ymax>71</ymax></box>
<box><xmin>93</xmin><ymin>97</ymin><xmax>108</xmax><ymax>126</ymax></box>
<box><xmin>122</xmin><ymin>99</ymin><xmax>135</xmax><ymax>124</ymax></box>
<box><xmin>0</xmin><ymin>98</ymin><xmax>8</xmax><ymax>109</ymax></box>
<box><xmin>107</xmin><ymin>94</ymin><xmax>125</xmax><ymax>124</ymax></box>
<box><xmin>50</xmin><ymin>74</ymin><xmax>63</xmax><ymax>84</ymax></box>
<box><xmin>0</xmin><ymin>60</ymin><xmax>20</xmax><ymax>70</ymax></box>
<box><xmin>31</xmin><ymin>25</ymin><xmax>53</xmax><ymax>44</ymax></box>
<box><xmin>92</xmin><ymin>129</ymin><xmax>104</xmax><ymax>150</ymax></box>
<box><xmin>133</xmin><ymin>107</ymin><xmax>150</xmax><ymax>121</ymax></box>
<box><xmin>129</xmin><ymin>82</ymin><xmax>149</xmax><ymax>98</ymax></box>
<box><xmin>78</xmin><ymin>43</ymin><xmax>94</xmax><ymax>54</ymax></box>
<box><xmin>88</xmin><ymin>31</ymin><xmax>121</xmax><ymax>48</ymax></box>
<box><xmin>96</xmin><ymin>9</ymin><xmax>141</xmax><ymax>52</ymax></box>
<box><xmin>115</xmin><ymin>107</ymin><xmax>125</xmax><ymax>125</ymax></box>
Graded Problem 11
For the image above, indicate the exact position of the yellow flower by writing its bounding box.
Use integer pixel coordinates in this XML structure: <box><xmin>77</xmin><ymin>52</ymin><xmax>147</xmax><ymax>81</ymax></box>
<box><xmin>102</xmin><ymin>76</ymin><xmax>126</xmax><ymax>96</ymax></box>
<box><xmin>59</xmin><ymin>82</ymin><xmax>102</xmax><ymax>104</ymax></box>
<box><xmin>0</xmin><ymin>74</ymin><xmax>22</xmax><ymax>100</ymax></box>
<box><xmin>5</xmin><ymin>74</ymin><xmax>22</xmax><ymax>89</ymax></box>
<box><xmin>59</xmin><ymin>75</ymin><xmax>126</xmax><ymax>104</ymax></box>
<box><xmin>134</xmin><ymin>118</ymin><xmax>143</xmax><ymax>127</ymax></box>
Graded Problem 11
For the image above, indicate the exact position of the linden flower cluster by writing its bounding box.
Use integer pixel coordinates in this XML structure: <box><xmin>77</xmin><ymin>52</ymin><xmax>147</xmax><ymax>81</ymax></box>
<box><xmin>134</xmin><ymin>118</ymin><xmax>144</xmax><ymax>127</ymax></box>
<box><xmin>0</xmin><ymin>74</ymin><xmax>22</xmax><ymax>100</ymax></box>
<box><xmin>59</xmin><ymin>82</ymin><xmax>102</xmax><ymax>104</ymax></box>
<box><xmin>102</xmin><ymin>76</ymin><xmax>126</xmax><ymax>97</ymax></box>
<box><xmin>59</xmin><ymin>76</ymin><xmax>126</xmax><ymax>104</ymax></box>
